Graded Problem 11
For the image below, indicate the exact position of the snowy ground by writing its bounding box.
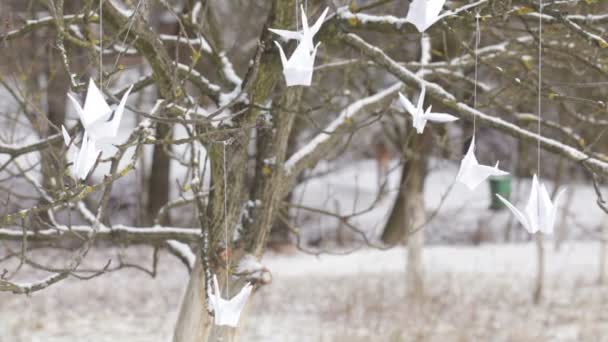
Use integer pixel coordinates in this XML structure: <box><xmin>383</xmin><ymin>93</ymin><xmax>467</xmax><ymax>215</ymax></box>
<box><xmin>2</xmin><ymin>241</ymin><xmax>608</xmax><ymax>342</ymax></box>
<box><xmin>1</xmin><ymin>156</ymin><xmax>607</xmax><ymax>341</ymax></box>
<box><xmin>292</xmin><ymin>158</ymin><xmax>605</xmax><ymax>246</ymax></box>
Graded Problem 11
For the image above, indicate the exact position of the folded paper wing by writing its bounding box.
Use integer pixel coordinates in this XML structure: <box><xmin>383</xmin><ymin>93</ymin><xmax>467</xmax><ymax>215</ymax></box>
<box><xmin>268</xmin><ymin>6</ymin><xmax>328</xmax><ymax>52</ymax></box>
<box><xmin>405</xmin><ymin>0</ymin><xmax>447</xmax><ymax>32</ymax></box>
<box><xmin>398</xmin><ymin>86</ymin><xmax>458</xmax><ymax>134</ymax></box>
<box><xmin>270</xmin><ymin>6</ymin><xmax>328</xmax><ymax>87</ymax></box>
<box><xmin>208</xmin><ymin>274</ymin><xmax>253</xmax><ymax>327</ymax></box>
<box><xmin>496</xmin><ymin>174</ymin><xmax>565</xmax><ymax>234</ymax></box>
<box><xmin>538</xmin><ymin>181</ymin><xmax>566</xmax><ymax>234</ymax></box>
<box><xmin>456</xmin><ymin>136</ymin><xmax>509</xmax><ymax>190</ymax></box>
<box><xmin>62</xmin><ymin>126</ymin><xmax>100</xmax><ymax>180</ymax></box>
<box><xmin>68</xmin><ymin>79</ymin><xmax>133</xmax><ymax>145</ymax></box>
<box><xmin>61</xmin><ymin>125</ymin><xmax>72</xmax><ymax>146</ymax></box>
<box><xmin>274</xmin><ymin>41</ymin><xmax>320</xmax><ymax>86</ymax></box>
<box><xmin>68</xmin><ymin>79</ymin><xmax>112</xmax><ymax>128</ymax></box>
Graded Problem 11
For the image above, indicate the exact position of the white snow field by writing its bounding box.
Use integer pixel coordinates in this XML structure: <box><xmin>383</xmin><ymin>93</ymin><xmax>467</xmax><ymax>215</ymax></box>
<box><xmin>1</xmin><ymin>242</ymin><xmax>608</xmax><ymax>342</ymax></box>
<box><xmin>1</xmin><ymin>154</ymin><xmax>606</xmax><ymax>341</ymax></box>
<box><xmin>0</xmin><ymin>161</ymin><xmax>608</xmax><ymax>342</ymax></box>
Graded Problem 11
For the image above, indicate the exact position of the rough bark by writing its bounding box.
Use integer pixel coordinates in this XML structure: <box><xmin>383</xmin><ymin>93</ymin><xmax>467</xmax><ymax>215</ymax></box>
<box><xmin>173</xmin><ymin>257</ymin><xmax>212</xmax><ymax>342</ymax></box>
<box><xmin>171</xmin><ymin>1</ymin><xmax>295</xmax><ymax>340</ymax></box>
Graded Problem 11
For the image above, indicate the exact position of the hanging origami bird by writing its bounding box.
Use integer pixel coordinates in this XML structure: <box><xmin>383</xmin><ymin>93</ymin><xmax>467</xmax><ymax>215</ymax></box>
<box><xmin>61</xmin><ymin>126</ymin><xmax>100</xmax><ymax>180</ymax></box>
<box><xmin>67</xmin><ymin>79</ymin><xmax>133</xmax><ymax>147</ymax></box>
<box><xmin>269</xmin><ymin>6</ymin><xmax>329</xmax><ymax>86</ymax></box>
<box><xmin>456</xmin><ymin>136</ymin><xmax>508</xmax><ymax>190</ymax></box>
<box><xmin>405</xmin><ymin>0</ymin><xmax>447</xmax><ymax>32</ymax></box>
<box><xmin>207</xmin><ymin>274</ymin><xmax>253</xmax><ymax>327</ymax></box>
<box><xmin>496</xmin><ymin>174</ymin><xmax>565</xmax><ymax>234</ymax></box>
<box><xmin>398</xmin><ymin>85</ymin><xmax>458</xmax><ymax>134</ymax></box>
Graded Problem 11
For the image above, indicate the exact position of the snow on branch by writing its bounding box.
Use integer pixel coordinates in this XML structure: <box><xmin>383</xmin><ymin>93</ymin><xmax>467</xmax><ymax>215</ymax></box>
<box><xmin>0</xmin><ymin>225</ymin><xmax>201</xmax><ymax>244</ymax></box>
<box><xmin>0</xmin><ymin>272</ymin><xmax>69</xmax><ymax>294</ymax></box>
<box><xmin>160</xmin><ymin>34</ymin><xmax>213</xmax><ymax>53</ymax></box>
<box><xmin>0</xmin><ymin>13</ymin><xmax>95</xmax><ymax>42</ymax></box>
<box><xmin>166</xmin><ymin>240</ymin><xmax>196</xmax><ymax>271</ymax></box>
<box><xmin>342</xmin><ymin>32</ymin><xmax>608</xmax><ymax>177</ymax></box>
<box><xmin>284</xmin><ymin>82</ymin><xmax>402</xmax><ymax>177</ymax></box>
<box><xmin>335</xmin><ymin>0</ymin><xmax>488</xmax><ymax>32</ymax></box>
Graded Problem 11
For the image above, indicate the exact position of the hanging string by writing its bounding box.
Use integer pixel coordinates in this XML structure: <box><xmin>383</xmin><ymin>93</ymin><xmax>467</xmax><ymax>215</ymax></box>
<box><xmin>107</xmin><ymin>0</ymin><xmax>144</xmax><ymax>89</ymax></box>
<box><xmin>420</xmin><ymin>32</ymin><xmax>425</xmax><ymax>76</ymax></box>
<box><xmin>99</xmin><ymin>0</ymin><xmax>103</xmax><ymax>88</ymax></box>
<box><xmin>223</xmin><ymin>141</ymin><xmax>229</xmax><ymax>293</ymax></box>
<box><xmin>473</xmin><ymin>12</ymin><xmax>480</xmax><ymax>133</ymax></box>
<box><xmin>537</xmin><ymin>0</ymin><xmax>543</xmax><ymax>178</ymax></box>
<box><xmin>295</xmin><ymin>0</ymin><xmax>299</xmax><ymax>31</ymax></box>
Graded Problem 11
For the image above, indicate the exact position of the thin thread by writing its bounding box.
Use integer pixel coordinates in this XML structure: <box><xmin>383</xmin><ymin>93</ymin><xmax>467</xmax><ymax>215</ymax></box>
<box><xmin>473</xmin><ymin>12</ymin><xmax>480</xmax><ymax>133</ymax></box>
<box><xmin>107</xmin><ymin>0</ymin><xmax>144</xmax><ymax>88</ymax></box>
<box><xmin>99</xmin><ymin>0</ymin><xmax>103</xmax><ymax>89</ymax></box>
<box><xmin>295</xmin><ymin>0</ymin><xmax>299</xmax><ymax>31</ymax></box>
<box><xmin>420</xmin><ymin>32</ymin><xmax>424</xmax><ymax>76</ymax></box>
<box><xmin>537</xmin><ymin>0</ymin><xmax>543</xmax><ymax>178</ymax></box>
<box><xmin>223</xmin><ymin>141</ymin><xmax>229</xmax><ymax>293</ymax></box>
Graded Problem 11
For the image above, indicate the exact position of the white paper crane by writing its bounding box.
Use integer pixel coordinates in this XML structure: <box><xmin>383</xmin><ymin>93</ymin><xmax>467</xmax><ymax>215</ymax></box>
<box><xmin>456</xmin><ymin>136</ymin><xmax>508</xmax><ymax>190</ymax></box>
<box><xmin>496</xmin><ymin>174</ymin><xmax>565</xmax><ymax>234</ymax></box>
<box><xmin>61</xmin><ymin>126</ymin><xmax>100</xmax><ymax>180</ymax></box>
<box><xmin>207</xmin><ymin>274</ymin><xmax>253</xmax><ymax>327</ymax></box>
<box><xmin>398</xmin><ymin>85</ymin><xmax>458</xmax><ymax>134</ymax></box>
<box><xmin>67</xmin><ymin>79</ymin><xmax>133</xmax><ymax>146</ymax></box>
<box><xmin>405</xmin><ymin>0</ymin><xmax>447</xmax><ymax>32</ymax></box>
<box><xmin>269</xmin><ymin>6</ymin><xmax>329</xmax><ymax>86</ymax></box>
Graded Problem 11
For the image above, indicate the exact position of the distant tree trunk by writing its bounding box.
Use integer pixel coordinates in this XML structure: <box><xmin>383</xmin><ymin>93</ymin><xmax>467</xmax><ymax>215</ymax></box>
<box><xmin>553</xmin><ymin>189</ymin><xmax>572</xmax><ymax>252</ymax></box>
<box><xmin>41</xmin><ymin>50</ymin><xmax>69</xmax><ymax>190</ymax></box>
<box><xmin>533</xmin><ymin>233</ymin><xmax>544</xmax><ymax>304</ymax></box>
<box><xmin>553</xmin><ymin>159</ymin><xmax>571</xmax><ymax>252</ymax></box>
<box><xmin>381</xmin><ymin>133</ymin><xmax>428</xmax><ymax>298</ymax></box>
<box><xmin>146</xmin><ymin>121</ymin><xmax>172</xmax><ymax>225</ymax></box>
<box><xmin>37</xmin><ymin>33</ymin><xmax>70</xmax><ymax>227</ymax></box>
<box><xmin>406</xmin><ymin>187</ymin><xmax>426</xmax><ymax>298</ymax></box>
<box><xmin>268</xmin><ymin>114</ymin><xmax>301</xmax><ymax>245</ymax></box>
<box><xmin>374</xmin><ymin>141</ymin><xmax>390</xmax><ymax>199</ymax></box>
<box><xmin>144</xmin><ymin>7</ymin><xmax>177</xmax><ymax>226</ymax></box>
<box><xmin>599</xmin><ymin>216</ymin><xmax>608</xmax><ymax>285</ymax></box>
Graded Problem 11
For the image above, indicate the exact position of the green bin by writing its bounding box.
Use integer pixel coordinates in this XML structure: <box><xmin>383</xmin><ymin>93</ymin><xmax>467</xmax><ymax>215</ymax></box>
<box><xmin>489</xmin><ymin>175</ymin><xmax>511</xmax><ymax>210</ymax></box>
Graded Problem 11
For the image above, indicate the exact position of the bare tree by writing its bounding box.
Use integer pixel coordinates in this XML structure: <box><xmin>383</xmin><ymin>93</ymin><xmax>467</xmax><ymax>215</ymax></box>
<box><xmin>2</xmin><ymin>1</ymin><xmax>608</xmax><ymax>341</ymax></box>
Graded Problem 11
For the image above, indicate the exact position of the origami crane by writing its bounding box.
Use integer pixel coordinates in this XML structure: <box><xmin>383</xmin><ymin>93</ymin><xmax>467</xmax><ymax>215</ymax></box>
<box><xmin>207</xmin><ymin>274</ymin><xmax>253</xmax><ymax>327</ymax></box>
<box><xmin>456</xmin><ymin>136</ymin><xmax>508</xmax><ymax>190</ymax></box>
<box><xmin>269</xmin><ymin>6</ymin><xmax>329</xmax><ymax>86</ymax></box>
<box><xmin>61</xmin><ymin>126</ymin><xmax>100</xmax><ymax>180</ymax></box>
<box><xmin>405</xmin><ymin>0</ymin><xmax>447</xmax><ymax>32</ymax></box>
<box><xmin>496</xmin><ymin>174</ymin><xmax>565</xmax><ymax>234</ymax></box>
<box><xmin>398</xmin><ymin>85</ymin><xmax>458</xmax><ymax>134</ymax></box>
<box><xmin>68</xmin><ymin>79</ymin><xmax>133</xmax><ymax>146</ymax></box>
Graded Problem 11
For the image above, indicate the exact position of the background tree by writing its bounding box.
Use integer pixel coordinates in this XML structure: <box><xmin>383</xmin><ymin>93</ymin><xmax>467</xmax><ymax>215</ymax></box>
<box><xmin>1</xmin><ymin>1</ymin><xmax>608</xmax><ymax>341</ymax></box>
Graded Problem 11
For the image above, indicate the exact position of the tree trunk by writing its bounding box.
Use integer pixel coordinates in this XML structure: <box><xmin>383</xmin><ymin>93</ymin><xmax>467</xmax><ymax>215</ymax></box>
<box><xmin>172</xmin><ymin>2</ymin><xmax>301</xmax><ymax>340</ymax></box>
<box><xmin>406</xmin><ymin>189</ymin><xmax>426</xmax><ymax>298</ymax></box>
<box><xmin>41</xmin><ymin>51</ymin><xmax>68</xmax><ymax>190</ymax></box>
<box><xmin>173</xmin><ymin>257</ymin><xmax>212</xmax><ymax>342</ymax></box>
<box><xmin>173</xmin><ymin>256</ymin><xmax>250</xmax><ymax>342</ymax></box>
<box><xmin>146</xmin><ymin>121</ymin><xmax>172</xmax><ymax>225</ymax></box>
<box><xmin>599</xmin><ymin>216</ymin><xmax>608</xmax><ymax>285</ymax></box>
<box><xmin>533</xmin><ymin>233</ymin><xmax>544</xmax><ymax>304</ymax></box>
<box><xmin>381</xmin><ymin>134</ymin><xmax>428</xmax><ymax>298</ymax></box>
